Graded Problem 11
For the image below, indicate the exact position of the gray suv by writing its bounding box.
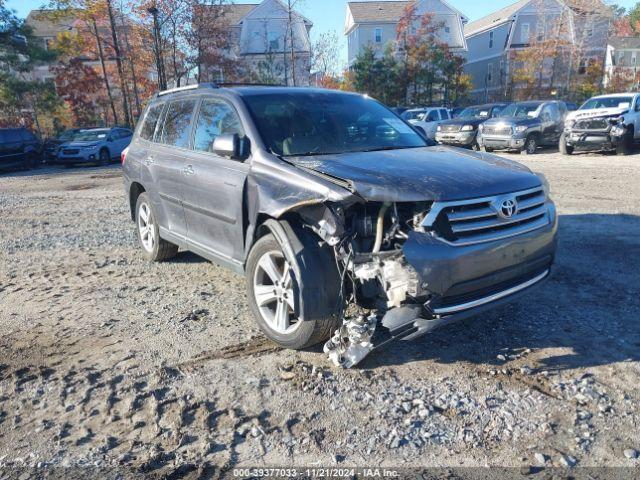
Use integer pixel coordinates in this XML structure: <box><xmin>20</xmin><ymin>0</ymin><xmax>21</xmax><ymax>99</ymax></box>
<box><xmin>123</xmin><ymin>85</ymin><xmax>558</xmax><ymax>367</ymax></box>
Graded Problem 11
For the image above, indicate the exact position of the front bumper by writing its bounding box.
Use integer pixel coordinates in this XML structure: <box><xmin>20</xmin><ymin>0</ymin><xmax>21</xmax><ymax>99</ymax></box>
<box><xmin>53</xmin><ymin>151</ymin><xmax>100</xmax><ymax>164</ymax></box>
<box><xmin>377</xmin><ymin>204</ymin><xmax>557</xmax><ymax>341</ymax></box>
<box><xmin>565</xmin><ymin>129</ymin><xmax>622</xmax><ymax>150</ymax></box>
<box><xmin>479</xmin><ymin>134</ymin><xmax>526</xmax><ymax>150</ymax></box>
<box><xmin>435</xmin><ymin>130</ymin><xmax>477</xmax><ymax>146</ymax></box>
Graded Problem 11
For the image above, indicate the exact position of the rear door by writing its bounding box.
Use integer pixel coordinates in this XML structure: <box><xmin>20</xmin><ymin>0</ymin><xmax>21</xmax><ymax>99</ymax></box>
<box><xmin>147</xmin><ymin>97</ymin><xmax>199</xmax><ymax>239</ymax></box>
<box><xmin>181</xmin><ymin>96</ymin><xmax>249</xmax><ymax>267</ymax></box>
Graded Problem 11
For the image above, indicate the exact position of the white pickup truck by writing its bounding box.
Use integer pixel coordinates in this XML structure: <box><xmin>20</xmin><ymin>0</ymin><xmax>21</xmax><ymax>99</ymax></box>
<box><xmin>561</xmin><ymin>93</ymin><xmax>640</xmax><ymax>155</ymax></box>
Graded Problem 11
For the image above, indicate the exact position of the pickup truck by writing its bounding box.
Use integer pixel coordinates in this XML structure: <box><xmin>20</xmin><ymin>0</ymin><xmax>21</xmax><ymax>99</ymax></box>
<box><xmin>479</xmin><ymin>101</ymin><xmax>568</xmax><ymax>154</ymax></box>
<box><xmin>561</xmin><ymin>93</ymin><xmax>640</xmax><ymax>155</ymax></box>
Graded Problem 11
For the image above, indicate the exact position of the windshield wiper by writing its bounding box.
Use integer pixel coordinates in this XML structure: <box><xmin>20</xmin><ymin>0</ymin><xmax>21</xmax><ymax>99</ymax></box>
<box><xmin>357</xmin><ymin>146</ymin><xmax>423</xmax><ymax>153</ymax></box>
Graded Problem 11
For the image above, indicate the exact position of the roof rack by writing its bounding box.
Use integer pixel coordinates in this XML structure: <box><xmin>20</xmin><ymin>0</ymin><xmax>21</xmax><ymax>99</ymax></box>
<box><xmin>155</xmin><ymin>82</ymin><xmax>284</xmax><ymax>98</ymax></box>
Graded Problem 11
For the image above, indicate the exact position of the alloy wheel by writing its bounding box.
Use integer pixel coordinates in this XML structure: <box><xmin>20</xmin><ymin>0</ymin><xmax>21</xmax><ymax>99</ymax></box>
<box><xmin>138</xmin><ymin>203</ymin><xmax>155</xmax><ymax>252</ymax></box>
<box><xmin>253</xmin><ymin>250</ymin><xmax>299</xmax><ymax>334</ymax></box>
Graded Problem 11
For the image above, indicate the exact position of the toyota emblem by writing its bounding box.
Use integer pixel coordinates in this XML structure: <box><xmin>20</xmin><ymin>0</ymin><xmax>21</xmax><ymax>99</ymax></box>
<box><xmin>500</xmin><ymin>198</ymin><xmax>518</xmax><ymax>218</ymax></box>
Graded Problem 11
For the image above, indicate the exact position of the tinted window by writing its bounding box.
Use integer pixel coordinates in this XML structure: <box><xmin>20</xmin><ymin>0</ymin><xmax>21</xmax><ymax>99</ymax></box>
<box><xmin>5</xmin><ymin>129</ymin><xmax>22</xmax><ymax>142</ymax></box>
<box><xmin>160</xmin><ymin>99</ymin><xmax>196</xmax><ymax>147</ymax></box>
<box><xmin>439</xmin><ymin>109</ymin><xmax>449</xmax><ymax>120</ymax></box>
<box><xmin>140</xmin><ymin>104</ymin><xmax>164</xmax><ymax>141</ymax></box>
<box><xmin>20</xmin><ymin>130</ymin><xmax>36</xmax><ymax>141</ymax></box>
<box><xmin>193</xmin><ymin>99</ymin><xmax>245</xmax><ymax>153</ymax></box>
<box><xmin>425</xmin><ymin>111</ymin><xmax>439</xmax><ymax>122</ymax></box>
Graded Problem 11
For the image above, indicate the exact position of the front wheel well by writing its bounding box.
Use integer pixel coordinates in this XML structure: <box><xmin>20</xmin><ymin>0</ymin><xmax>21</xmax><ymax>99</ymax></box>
<box><xmin>129</xmin><ymin>182</ymin><xmax>146</xmax><ymax>221</ymax></box>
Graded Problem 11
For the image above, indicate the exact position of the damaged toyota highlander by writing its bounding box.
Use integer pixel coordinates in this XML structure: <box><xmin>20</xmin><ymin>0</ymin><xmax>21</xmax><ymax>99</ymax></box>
<box><xmin>123</xmin><ymin>85</ymin><xmax>558</xmax><ymax>368</ymax></box>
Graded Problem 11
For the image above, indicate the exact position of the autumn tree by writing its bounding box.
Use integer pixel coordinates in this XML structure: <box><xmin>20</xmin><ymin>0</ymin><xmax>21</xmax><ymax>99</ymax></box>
<box><xmin>311</xmin><ymin>30</ymin><xmax>341</xmax><ymax>86</ymax></box>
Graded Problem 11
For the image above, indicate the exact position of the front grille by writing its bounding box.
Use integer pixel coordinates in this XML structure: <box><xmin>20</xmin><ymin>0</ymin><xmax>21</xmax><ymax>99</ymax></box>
<box><xmin>482</xmin><ymin>125</ymin><xmax>512</xmax><ymax>136</ymax></box>
<box><xmin>63</xmin><ymin>149</ymin><xmax>79</xmax><ymax>155</ymax></box>
<box><xmin>440</xmin><ymin>124</ymin><xmax>461</xmax><ymax>133</ymax></box>
<box><xmin>574</xmin><ymin>118</ymin><xmax>610</xmax><ymax>131</ymax></box>
<box><xmin>424</xmin><ymin>187</ymin><xmax>550</xmax><ymax>246</ymax></box>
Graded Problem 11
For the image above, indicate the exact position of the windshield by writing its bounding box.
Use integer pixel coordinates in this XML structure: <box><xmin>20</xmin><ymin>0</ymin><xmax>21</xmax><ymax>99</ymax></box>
<box><xmin>74</xmin><ymin>130</ymin><xmax>109</xmax><ymax>141</ymax></box>
<box><xmin>59</xmin><ymin>130</ymin><xmax>80</xmax><ymax>141</ymax></box>
<box><xmin>401</xmin><ymin>110</ymin><xmax>426</xmax><ymax>121</ymax></box>
<box><xmin>243</xmin><ymin>92</ymin><xmax>427</xmax><ymax>156</ymax></box>
<box><xmin>500</xmin><ymin>103</ymin><xmax>541</xmax><ymax>118</ymax></box>
<box><xmin>580</xmin><ymin>96</ymin><xmax>633</xmax><ymax>110</ymax></box>
<box><xmin>458</xmin><ymin>106</ymin><xmax>492</xmax><ymax>119</ymax></box>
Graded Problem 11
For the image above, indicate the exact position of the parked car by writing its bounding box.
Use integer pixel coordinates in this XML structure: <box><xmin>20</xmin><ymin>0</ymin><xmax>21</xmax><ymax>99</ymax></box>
<box><xmin>43</xmin><ymin>128</ymin><xmax>87</xmax><ymax>163</ymax></box>
<box><xmin>561</xmin><ymin>93</ymin><xmax>640</xmax><ymax>156</ymax></box>
<box><xmin>123</xmin><ymin>85</ymin><xmax>557</xmax><ymax>367</ymax></box>
<box><xmin>405</xmin><ymin>107</ymin><xmax>452</xmax><ymax>140</ymax></box>
<box><xmin>55</xmin><ymin>127</ymin><xmax>133</xmax><ymax>167</ymax></box>
<box><xmin>479</xmin><ymin>101</ymin><xmax>567</xmax><ymax>154</ymax></box>
<box><xmin>435</xmin><ymin>103</ymin><xmax>508</xmax><ymax>150</ymax></box>
<box><xmin>449</xmin><ymin>107</ymin><xmax>465</xmax><ymax>118</ymax></box>
<box><xmin>0</xmin><ymin>127</ymin><xmax>41</xmax><ymax>170</ymax></box>
<box><xmin>565</xmin><ymin>102</ymin><xmax>578</xmax><ymax>112</ymax></box>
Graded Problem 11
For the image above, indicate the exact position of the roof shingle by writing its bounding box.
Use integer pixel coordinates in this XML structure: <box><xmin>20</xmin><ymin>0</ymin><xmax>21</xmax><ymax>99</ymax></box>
<box><xmin>347</xmin><ymin>1</ymin><xmax>409</xmax><ymax>23</ymax></box>
<box><xmin>464</xmin><ymin>0</ymin><xmax>530</xmax><ymax>37</ymax></box>
<box><xmin>609</xmin><ymin>36</ymin><xmax>640</xmax><ymax>50</ymax></box>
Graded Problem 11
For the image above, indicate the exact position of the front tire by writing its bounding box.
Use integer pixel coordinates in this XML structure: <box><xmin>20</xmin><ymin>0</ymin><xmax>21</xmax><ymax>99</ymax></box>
<box><xmin>559</xmin><ymin>133</ymin><xmax>574</xmax><ymax>155</ymax></box>
<box><xmin>522</xmin><ymin>134</ymin><xmax>538</xmax><ymax>155</ymax></box>
<box><xmin>99</xmin><ymin>148</ymin><xmax>110</xmax><ymax>165</ymax></box>
<box><xmin>246</xmin><ymin>233</ymin><xmax>339</xmax><ymax>350</ymax></box>
<box><xmin>616</xmin><ymin>128</ymin><xmax>633</xmax><ymax>156</ymax></box>
<box><xmin>135</xmin><ymin>193</ymin><xmax>178</xmax><ymax>262</ymax></box>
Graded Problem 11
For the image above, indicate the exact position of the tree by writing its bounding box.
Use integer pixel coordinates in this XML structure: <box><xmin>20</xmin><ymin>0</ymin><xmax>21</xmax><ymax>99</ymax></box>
<box><xmin>311</xmin><ymin>30</ymin><xmax>341</xmax><ymax>79</ymax></box>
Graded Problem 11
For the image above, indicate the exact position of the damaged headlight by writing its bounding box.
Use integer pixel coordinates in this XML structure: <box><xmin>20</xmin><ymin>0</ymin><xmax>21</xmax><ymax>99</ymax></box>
<box><xmin>565</xmin><ymin>119</ymin><xmax>575</xmax><ymax>130</ymax></box>
<box><xmin>610</xmin><ymin>117</ymin><xmax>627</xmax><ymax>137</ymax></box>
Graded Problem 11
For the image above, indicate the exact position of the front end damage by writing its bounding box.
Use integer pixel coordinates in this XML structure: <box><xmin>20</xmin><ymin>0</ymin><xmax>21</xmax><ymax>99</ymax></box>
<box><xmin>565</xmin><ymin>114</ymin><xmax>630</xmax><ymax>151</ymax></box>
<box><xmin>296</xmin><ymin>195</ymin><xmax>557</xmax><ymax>368</ymax></box>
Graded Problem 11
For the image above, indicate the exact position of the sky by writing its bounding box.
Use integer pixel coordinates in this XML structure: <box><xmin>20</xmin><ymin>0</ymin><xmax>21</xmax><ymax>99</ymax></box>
<box><xmin>6</xmin><ymin>0</ymin><xmax>639</xmax><ymax>66</ymax></box>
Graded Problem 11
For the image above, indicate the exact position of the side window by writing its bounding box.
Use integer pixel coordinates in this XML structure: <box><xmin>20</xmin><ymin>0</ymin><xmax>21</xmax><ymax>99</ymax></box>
<box><xmin>8</xmin><ymin>130</ymin><xmax>21</xmax><ymax>142</ymax></box>
<box><xmin>491</xmin><ymin>106</ymin><xmax>503</xmax><ymax>117</ymax></box>
<box><xmin>425</xmin><ymin>110</ymin><xmax>439</xmax><ymax>122</ymax></box>
<box><xmin>140</xmin><ymin>104</ymin><xmax>164</xmax><ymax>141</ymax></box>
<box><xmin>193</xmin><ymin>98</ymin><xmax>245</xmax><ymax>154</ymax></box>
<box><xmin>439</xmin><ymin>109</ymin><xmax>449</xmax><ymax>120</ymax></box>
<box><xmin>160</xmin><ymin>98</ymin><xmax>197</xmax><ymax>148</ymax></box>
<box><xmin>20</xmin><ymin>130</ymin><xmax>35</xmax><ymax>142</ymax></box>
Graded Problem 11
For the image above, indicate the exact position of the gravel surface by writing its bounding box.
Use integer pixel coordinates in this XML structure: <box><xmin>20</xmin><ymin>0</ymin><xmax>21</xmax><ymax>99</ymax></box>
<box><xmin>0</xmin><ymin>150</ymin><xmax>639</xmax><ymax>476</ymax></box>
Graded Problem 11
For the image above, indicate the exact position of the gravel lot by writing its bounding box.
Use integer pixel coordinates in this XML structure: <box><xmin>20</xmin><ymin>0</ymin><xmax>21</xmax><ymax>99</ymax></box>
<box><xmin>0</xmin><ymin>150</ymin><xmax>639</xmax><ymax>477</ymax></box>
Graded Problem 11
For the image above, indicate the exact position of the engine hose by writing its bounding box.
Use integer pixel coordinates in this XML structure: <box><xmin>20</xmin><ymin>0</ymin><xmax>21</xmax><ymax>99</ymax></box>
<box><xmin>373</xmin><ymin>202</ymin><xmax>391</xmax><ymax>253</ymax></box>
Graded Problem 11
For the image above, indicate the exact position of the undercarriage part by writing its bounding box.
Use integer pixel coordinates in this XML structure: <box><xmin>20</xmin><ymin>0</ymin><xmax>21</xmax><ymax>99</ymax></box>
<box><xmin>372</xmin><ymin>202</ymin><xmax>391</xmax><ymax>253</ymax></box>
<box><xmin>323</xmin><ymin>314</ymin><xmax>377</xmax><ymax>368</ymax></box>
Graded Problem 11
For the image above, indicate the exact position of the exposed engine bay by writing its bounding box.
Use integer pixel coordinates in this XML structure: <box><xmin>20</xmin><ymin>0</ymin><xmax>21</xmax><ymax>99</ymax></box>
<box><xmin>298</xmin><ymin>201</ymin><xmax>434</xmax><ymax>368</ymax></box>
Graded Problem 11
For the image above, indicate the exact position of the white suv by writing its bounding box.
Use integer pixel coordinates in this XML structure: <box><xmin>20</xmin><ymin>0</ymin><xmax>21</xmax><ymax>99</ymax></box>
<box><xmin>402</xmin><ymin>107</ymin><xmax>451</xmax><ymax>140</ymax></box>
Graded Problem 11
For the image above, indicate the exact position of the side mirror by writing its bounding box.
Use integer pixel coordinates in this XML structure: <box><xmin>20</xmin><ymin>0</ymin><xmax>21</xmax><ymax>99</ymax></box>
<box><xmin>213</xmin><ymin>134</ymin><xmax>247</xmax><ymax>159</ymax></box>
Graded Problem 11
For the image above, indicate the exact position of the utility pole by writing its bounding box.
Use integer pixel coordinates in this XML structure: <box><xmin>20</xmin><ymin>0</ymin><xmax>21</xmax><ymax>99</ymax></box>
<box><xmin>147</xmin><ymin>5</ymin><xmax>167</xmax><ymax>91</ymax></box>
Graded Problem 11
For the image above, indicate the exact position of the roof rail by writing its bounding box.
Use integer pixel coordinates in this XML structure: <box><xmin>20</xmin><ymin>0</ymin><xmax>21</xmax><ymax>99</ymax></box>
<box><xmin>217</xmin><ymin>82</ymin><xmax>285</xmax><ymax>88</ymax></box>
<box><xmin>156</xmin><ymin>83</ymin><xmax>218</xmax><ymax>97</ymax></box>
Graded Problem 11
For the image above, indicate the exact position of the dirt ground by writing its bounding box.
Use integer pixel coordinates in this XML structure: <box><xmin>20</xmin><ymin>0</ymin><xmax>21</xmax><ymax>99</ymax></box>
<box><xmin>0</xmin><ymin>149</ymin><xmax>639</xmax><ymax>478</ymax></box>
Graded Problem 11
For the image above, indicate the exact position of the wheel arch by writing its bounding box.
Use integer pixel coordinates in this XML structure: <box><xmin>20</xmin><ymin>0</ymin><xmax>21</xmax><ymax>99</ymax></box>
<box><xmin>129</xmin><ymin>182</ymin><xmax>146</xmax><ymax>221</ymax></box>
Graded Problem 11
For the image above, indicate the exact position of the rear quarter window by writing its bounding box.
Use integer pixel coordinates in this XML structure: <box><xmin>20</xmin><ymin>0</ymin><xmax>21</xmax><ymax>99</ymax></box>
<box><xmin>140</xmin><ymin>104</ymin><xmax>164</xmax><ymax>141</ymax></box>
<box><xmin>159</xmin><ymin>99</ymin><xmax>197</xmax><ymax>148</ymax></box>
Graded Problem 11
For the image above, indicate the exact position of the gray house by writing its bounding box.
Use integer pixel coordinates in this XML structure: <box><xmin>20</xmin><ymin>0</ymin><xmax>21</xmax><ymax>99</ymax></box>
<box><xmin>464</xmin><ymin>0</ymin><xmax>611</xmax><ymax>102</ymax></box>
<box><xmin>345</xmin><ymin>0</ymin><xmax>468</xmax><ymax>67</ymax></box>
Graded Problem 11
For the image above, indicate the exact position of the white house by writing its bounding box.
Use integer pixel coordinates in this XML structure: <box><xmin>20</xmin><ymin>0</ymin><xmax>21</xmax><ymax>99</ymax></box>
<box><xmin>604</xmin><ymin>36</ymin><xmax>640</xmax><ymax>89</ymax></box>
<box><xmin>204</xmin><ymin>0</ymin><xmax>313</xmax><ymax>86</ymax></box>
<box><xmin>464</xmin><ymin>0</ymin><xmax>611</xmax><ymax>102</ymax></box>
<box><xmin>344</xmin><ymin>0</ymin><xmax>468</xmax><ymax>67</ymax></box>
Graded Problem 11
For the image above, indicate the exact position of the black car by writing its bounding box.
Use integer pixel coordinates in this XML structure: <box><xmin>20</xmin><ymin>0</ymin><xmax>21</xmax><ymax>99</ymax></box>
<box><xmin>123</xmin><ymin>85</ymin><xmax>557</xmax><ymax>367</ymax></box>
<box><xmin>43</xmin><ymin>128</ymin><xmax>87</xmax><ymax>163</ymax></box>
<box><xmin>0</xmin><ymin>128</ymin><xmax>41</xmax><ymax>170</ymax></box>
<box><xmin>435</xmin><ymin>103</ymin><xmax>507</xmax><ymax>149</ymax></box>
<box><xmin>479</xmin><ymin>101</ymin><xmax>568</xmax><ymax>154</ymax></box>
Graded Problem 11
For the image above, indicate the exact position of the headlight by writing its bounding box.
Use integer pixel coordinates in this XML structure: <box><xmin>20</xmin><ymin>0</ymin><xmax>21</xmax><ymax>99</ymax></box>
<box><xmin>514</xmin><ymin>126</ymin><xmax>528</xmax><ymax>133</ymax></box>
<box><xmin>461</xmin><ymin>125</ymin><xmax>474</xmax><ymax>132</ymax></box>
<box><xmin>437</xmin><ymin>125</ymin><xmax>442</xmax><ymax>132</ymax></box>
<box><xmin>565</xmin><ymin>120</ymin><xmax>575</xmax><ymax>129</ymax></box>
<box><xmin>478</xmin><ymin>124</ymin><xmax>484</xmax><ymax>132</ymax></box>
<box><xmin>536</xmin><ymin>172</ymin><xmax>551</xmax><ymax>199</ymax></box>
<box><xmin>81</xmin><ymin>145</ymin><xmax>98</xmax><ymax>150</ymax></box>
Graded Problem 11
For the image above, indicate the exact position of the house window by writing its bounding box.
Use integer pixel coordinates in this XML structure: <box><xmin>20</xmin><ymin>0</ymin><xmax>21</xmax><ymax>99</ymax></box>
<box><xmin>444</xmin><ymin>26</ymin><xmax>450</xmax><ymax>34</ymax></box>
<box><xmin>375</xmin><ymin>28</ymin><xmax>382</xmax><ymax>43</ymax></box>
<box><xmin>487</xmin><ymin>63</ymin><xmax>494</xmax><ymax>84</ymax></box>
<box><xmin>267</xmin><ymin>31</ymin><xmax>280</xmax><ymax>51</ymax></box>
<box><xmin>619</xmin><ymin>52</ymin><xmax>625</xmax><ymax>65</ymax></box>
<box><xmin>578</xmin><ymin>59</ymin><xmax>587</xmax><ymax>75</ymax></box>
<box><xmin>633</xmin><ymin>53</ymin><xmax>637</xmax><ymax>65</ymax></box>
<box><xmin>586</xmin><ymin>27</ymin><xmax>593</xmax><ymax>37</ymax></box>
<box><xmin>536</xmin><ymin>20</ymin><xmax>544</xmax><ymax>42</ymax></box>
<box><xmin>489</xmin><ymin>31</ymin><xmax>494</xmax><ymax>48</ymax></box>
<box><xmin>521</xmin><ymin>23</ymin><xmax>530</xmax><ymax>43</ymax></box>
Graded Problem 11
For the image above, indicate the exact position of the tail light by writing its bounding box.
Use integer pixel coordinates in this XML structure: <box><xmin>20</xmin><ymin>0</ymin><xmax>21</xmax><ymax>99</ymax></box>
<box><xmin>121</xmin><ymin>146</ymin><xmax>129</xmax><ymax>165</ymax></box>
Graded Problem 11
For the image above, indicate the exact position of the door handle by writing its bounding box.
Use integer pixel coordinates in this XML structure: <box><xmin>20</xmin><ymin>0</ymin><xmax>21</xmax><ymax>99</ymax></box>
<box><xmin>182</xmin><ymin>165</ymin><xmax>195</xmax><ymax>176</ymax></box>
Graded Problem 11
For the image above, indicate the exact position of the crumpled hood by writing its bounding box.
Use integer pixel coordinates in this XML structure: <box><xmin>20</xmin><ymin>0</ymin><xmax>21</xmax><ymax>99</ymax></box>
<box><xmin>567</xmin><ymin>107</ymin><xmax>628</xmax><ymax>122</ymax></box>
<box><xmin>287</xmin><ymin>146</ymin><xmax>541</xmax><ymax>202</ymax></box>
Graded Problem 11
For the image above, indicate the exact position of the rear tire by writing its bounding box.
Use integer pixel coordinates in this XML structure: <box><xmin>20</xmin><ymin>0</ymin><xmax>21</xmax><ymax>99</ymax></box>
<box><xmin>483</xmin><ymin>146</ymin><xmax>494</xmax><ymax>153</ymax></box>
<box><xmin>135</xmin><ymin>193</ymin><xmax>178</xmax><ymax>262</ymax></box>
<box><xmin>23</xmin><ymin>152</ymin><xmax>35</xmax><ymax>170</ymax></box>
<box><xmin>559</xmin><ymin>134</ymin><xmax>573</xmax><ymax>155</ymax></box>
<box><xmin>246</xmin><ymin>233</ymin><xmax>339</xmax><ymax>350</ymax></box>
